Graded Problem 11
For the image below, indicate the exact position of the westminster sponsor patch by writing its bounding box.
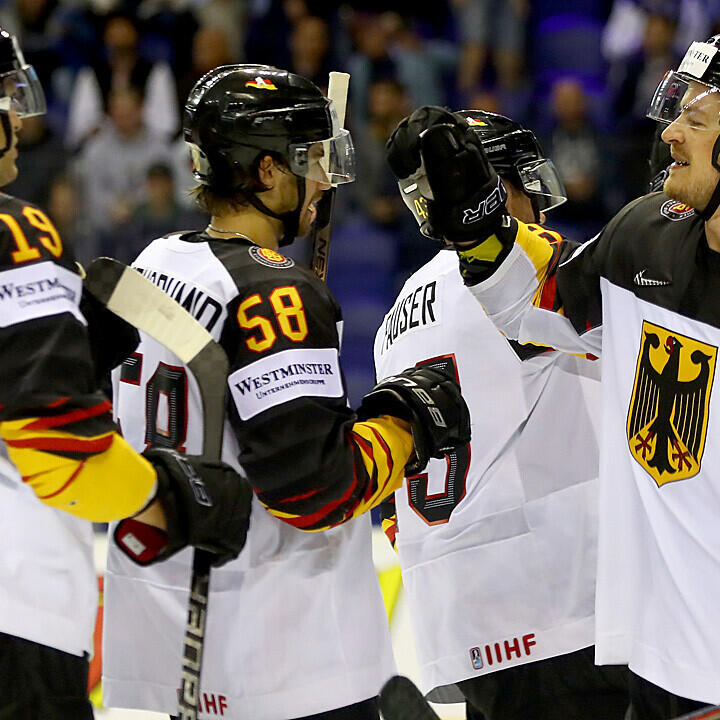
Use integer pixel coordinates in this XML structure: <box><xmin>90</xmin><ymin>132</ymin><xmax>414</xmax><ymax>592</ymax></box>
<box><xmin>660</xmin><ymin>200</ymin><xmax>695</xmax><ymax>221</ymax></box>
<box><xmin>627</xmin><ymin>320</ymin><xmax>717</xmax><ymax>486</ymax></box>
<box><xmin>248</xmin><ymin>246</ymin><xmax>294</xmax><ymax>269</ymax></box>
<box><xmin>0</xmin><ymin>261</ymin><xmax>85</xmax><ymax>327</ymax></box>
<box><xmin>229</xmin><ymin>347</ymin><xmax>343</xmax><ymax>420</ymax></box>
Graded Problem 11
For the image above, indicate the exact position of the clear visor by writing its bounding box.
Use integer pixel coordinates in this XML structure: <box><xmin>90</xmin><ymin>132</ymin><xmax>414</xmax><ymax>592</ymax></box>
<box><xmin>0</xmin><ymin>66</ymin><xmax>46</xmax><ymax>118</ymax></box>
<box><xmin>517</xmin><ymin>158</ymin><xmax>567</xmax><ymax>212</ymax></box>
<box><xmin>647</xmin><ymin>70</ymin><xmax>720</xmax><ymax>130</ymax></box>
<box><xmin>288</xmin><ymin>128</ymin><xmax>355</xmax><ymax>185</ymax></box>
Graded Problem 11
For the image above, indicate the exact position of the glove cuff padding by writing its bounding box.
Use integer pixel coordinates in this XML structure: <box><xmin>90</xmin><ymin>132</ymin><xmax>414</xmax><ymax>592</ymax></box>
<box><xmin>358</xmin><ymin>366</ymin><xmax>471</xmax><ymax>475</ymax></box>
<box><xmin>114</xmin><ymin>447</ymin><xmax>252</xmax><ymax>568</ymax></box>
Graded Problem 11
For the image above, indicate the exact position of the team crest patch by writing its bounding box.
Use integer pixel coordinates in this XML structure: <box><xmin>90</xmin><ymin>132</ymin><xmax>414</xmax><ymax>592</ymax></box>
<box><xmin>660</xmin><ymin>199</ymin><xmax>695</xmax><ymax>221</ymax></box>
<box><xmin>466</xmin><ymin>117</ymin><xmax>488</xmax><ymax>126</ymax></box>
<box><xmin>245</xmin><ymin>77</ymin><xmax>277</xmax><ymax>90</ymax></box>
<box><xmin>248</xmin><ymin>246</ymin><xmax>294</xmax><ymax>269</ymax></box>
<box><xmin>627</xmin><ymin>320</ymin><xmax>717</xmax><ymax>486</ymax></box>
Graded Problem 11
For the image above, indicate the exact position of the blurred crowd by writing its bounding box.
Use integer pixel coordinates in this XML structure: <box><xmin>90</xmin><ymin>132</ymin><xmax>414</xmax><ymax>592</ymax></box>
<box><xmin>6</xmin><ymin>0</ymin><xmax>719</xmax><ymax>401</ymax></box>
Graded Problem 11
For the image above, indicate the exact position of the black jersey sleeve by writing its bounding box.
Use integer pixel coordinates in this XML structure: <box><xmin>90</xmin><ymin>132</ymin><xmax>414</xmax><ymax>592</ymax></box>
<box><xmin>219</xmin><ymin>259</ymin><xmax>413</xmax><ymax>531</ymax></box>
<box><xmin>0</xmin><ymin>195</ymin><xmax>157</xmax><ymax>520</ymax></box>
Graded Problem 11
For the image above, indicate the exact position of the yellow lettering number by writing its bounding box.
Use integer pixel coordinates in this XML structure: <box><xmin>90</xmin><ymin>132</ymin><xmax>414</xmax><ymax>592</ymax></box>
<box><xmin>1</xmin><ymin>213</ymin><xmax>40</xmax><ymax>263</ymax></box>
<box><xmin>23</xmin><ymin>207</ymin><xmax>62</xmax><ymax>257</ymax></box>
<box><xmin>237</xmin><ymin>294</ymin><xmax>276</xmax><ymax>352</ymax></box>
<box><xmin>414</xmin><ymin>198</ymin><xmax>428</xmax><ymax>219</ymax></box>
<box><xmin>269</xmin><ymin>286</ymin><xmax>308</xmax><ymax>342</ymax></box>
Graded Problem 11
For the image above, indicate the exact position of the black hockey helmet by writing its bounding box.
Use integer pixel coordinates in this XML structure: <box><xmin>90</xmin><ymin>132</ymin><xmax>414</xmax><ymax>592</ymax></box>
<box><xmin>184</xmin><ymin>64</ymin><xmax>354</xmax><ymax>244</ymax></box>
<box><xmin>647</xmin><ymin>35</ymin><xmax>720</xmax><ymax>217</ymax></box>
<box><xmin>454</xmin><ymin>110</ymin><xmax>566</xmax><ymax>215</ymax></box>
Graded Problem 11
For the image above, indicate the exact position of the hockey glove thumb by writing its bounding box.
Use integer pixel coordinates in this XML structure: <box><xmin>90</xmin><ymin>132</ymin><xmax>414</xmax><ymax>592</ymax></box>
<box><xmin>357</xmin><ymin>365</ymin><xmax>471</xmax><ymax>475</ymax></box>
<box><xmin>420</xmin><ymin>121</ymin><xmax>509</xmax><ymax>246</ymax></box>
<box><xmin>115</xmin><ymin>448</ymin><xmax>252</xmax><ymax>568</ymax></box>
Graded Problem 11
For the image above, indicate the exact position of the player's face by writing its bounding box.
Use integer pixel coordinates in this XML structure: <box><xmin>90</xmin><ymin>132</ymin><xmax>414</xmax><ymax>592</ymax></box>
<box><xmin>504</xmin><ymin>179</ymin><xmax>540</xmax><ymax>224</ymax></box>
<box><xmin>276</xmin><ymin>165</ymin><xmax>331</xmax><ymax>237</ymax></box>
<box><xmin>0</xmin><ymin>108</ymin><xmax>22</xmax><ymax>187</ymax></box>
<box><xmin>298</xmin><ymin>176</ymin><xmax>331</xmax><ymax>237</ymax></box>
<box><xmin>661</xmin><ymin>81</ymin><xmax>720</xmax><ymax>213</ymax></box>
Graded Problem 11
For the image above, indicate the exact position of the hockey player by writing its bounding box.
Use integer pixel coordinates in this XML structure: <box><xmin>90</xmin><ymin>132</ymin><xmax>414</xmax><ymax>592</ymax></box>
<box><xmin>385</xmin><ymin>34</ymin><xmax>720</xmax><ymax>720</ymax></box>
<box><xmin>0</xmin><ymin>29</ymin><xmax>254</xmax><ymax>720</ymax></box>
<box><xmin>101</xmin><ymin>64</ymin><xmax>470</xmax><ymax>720</ymax></box>
<box><xmin>377</xmin><ymin>109</ymin><xmax>628</xmax><ymax>720</ymax></box>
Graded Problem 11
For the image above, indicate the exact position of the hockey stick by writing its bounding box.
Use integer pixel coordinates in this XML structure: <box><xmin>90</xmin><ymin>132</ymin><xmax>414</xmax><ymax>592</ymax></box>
<box><xmin>84</xmin><ymin>257</ymin><xmax>228</xmax><ymax>720</ymax></box>
<box><xmin>310</xmin><ymin>70</ymin><xmax>350</xmax><ymax>281</ymax></box>
<box><xmin>379</xmin><ymin>676</ymin><xmax>441</xmax><ymax>720</ymax></box>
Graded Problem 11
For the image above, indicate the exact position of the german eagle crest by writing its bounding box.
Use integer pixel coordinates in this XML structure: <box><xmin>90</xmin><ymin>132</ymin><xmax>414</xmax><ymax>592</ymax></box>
<box><xmin>627</xmin><ymin>320</ymin><xmax>717</xmax><ymax>486</ymax></box>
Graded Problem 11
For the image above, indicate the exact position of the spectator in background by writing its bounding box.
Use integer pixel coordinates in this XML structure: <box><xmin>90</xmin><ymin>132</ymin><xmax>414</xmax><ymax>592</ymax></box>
<box><xmin>98</xmin><ymin>163</ymin><xmax>204</xmax><ymax>264</ymax></box>
<box><xmin>347</xmin><ymin>13</ymin><xmax>399</xmax><ymax>128</ymax></box>
<box><xmin>464</xmin><ymin>87</ymin><xmax>501</xmax><ymax>114</ymax></box>
<box><xmin>381</xmin><ymin>12</ymin><xmax>457</xmax><ymax>109</ymax></box>
<box><xmin>66</xmin><ymin>10</ymin><xmax>177</xmax><ymax>150</ymax></box>
<box><xmin>452</xmin><ymin>0</ymin><xmax>527</xmax><ymax>96</ymax></box>
<box><xmin>74</xmin><ymin>85</ymin><xmax>172</xmax><ymax>263</ymax></box>
<box><xmin>46</xmin><ymin>172</ymin><xmax>89</xmax><ymax>259</ymax></box>
<box><xmin>610</xmin><ymin>2</ymin><xmax>679</xmax><ymax>200</ymax></box>
<box><xmin>289</xmin><ymin>15</ymin><xmax>332</xmax><ymax>89</ymax></box>
<box><xmin>348</xmin><ymin>11</ymin><xmax>455</xmax><ymax>130</ymax></box>
<box><xmin>5</xmin><ymin>114</ymin><xmax>68</xmax><ymax>207</ymax></box>
<box><xmin>193</xmin><ymin>0</ymin><xmax>246</xmax><ymax>62</ymax></box>
<box><xmin>353</xmin><ymin>77</ymin><xmax>412</xmax><ymax>228</ymax></box>
<box><xmin>544</xmin><ymin>77</ymin><xmax>612</xmax><ymax>238</ymax></box>
<box><xmin>173</xmin><ymin>25</ymin><xmax>234</xmax><ymax>209</ymax></box>
<box><xmin>175</xmin><ymin>24</ymin><xmax>233</xmax><ymax>131</ymax></box>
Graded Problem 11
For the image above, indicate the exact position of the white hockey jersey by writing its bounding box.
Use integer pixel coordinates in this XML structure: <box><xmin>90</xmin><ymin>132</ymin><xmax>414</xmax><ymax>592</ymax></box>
<box><xmin>374</xmin><ymin>249</ymin><xmax>602</xmax><ymax>700</ymax></box>
<box><xmin>0</xmin><ymin>439</ymin><xmax>96</xmax><ymax>657</ymax></box>
<box><xmin>467</xmin><ymin>196</ymin><xmax>720</xmax><ymax>703</ymax></box>
<box><xmin>103</xmin><ymin>233</ymin><xmax>396</xmax><ymax>720</ymax></box>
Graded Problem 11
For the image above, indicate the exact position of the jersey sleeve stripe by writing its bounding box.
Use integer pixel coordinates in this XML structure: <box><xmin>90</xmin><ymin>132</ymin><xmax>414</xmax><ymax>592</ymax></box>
<box><xmin>23</xmin><ymin>400</ymin><xmax>113</xmax><ymax>430</ymax></box>
<box><xmin>267</xmin><ymin>466</ymin><xmax>361</xmax><ymax>529</ymax></box>
<box><xmin>31</xmin><ymin>460</ymin><xmax>85</xmax><ymax>500</ymax></box>
<box><xmin>6</xmin><ymin>434</ymin><xmax>114</xmax><ymax>454</ymax></box>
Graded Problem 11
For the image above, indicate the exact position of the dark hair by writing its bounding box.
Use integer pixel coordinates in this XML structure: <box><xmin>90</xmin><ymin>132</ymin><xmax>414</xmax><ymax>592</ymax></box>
<box><xmin>191</xmin><ymin>151</ymin><xmax>288</xmax><ymax>216</ymax></box>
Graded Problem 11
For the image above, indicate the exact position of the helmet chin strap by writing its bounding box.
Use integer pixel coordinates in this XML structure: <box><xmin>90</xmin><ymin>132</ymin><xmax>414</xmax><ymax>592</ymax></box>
<box><xmin>529</xmin><ymin>194</ymin><xmax>542</xmax><ymax>223</ymax></box>
<box><xmin>699</xmin><ymin>135</ymin><xmax>720</xmax><ymax>221</ymax></box>
<box><xmin>246</xmin><ymin>175</ymin><xmax>306</xmax><ymax>247</ymax></box>
<box><xmin>0</xmin><ymin>112</ymin><xmax>12</xmax><ymax>159</ymax></box>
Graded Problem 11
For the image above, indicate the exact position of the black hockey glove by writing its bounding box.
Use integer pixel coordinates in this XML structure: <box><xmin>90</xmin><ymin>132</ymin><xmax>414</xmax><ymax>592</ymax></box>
<box><xmin>357</xmin><ymin>366</ymin><xmax>471</xmax><ymax>475</ymax></box>
<box><xmin>80</xmin><ymin>287</ymin><xmax>140</xmax><ymax>386</ymax></box>
<box><xmin>114</xmin><ymin>448</ymin><xmax>252</xmax><ymax>568</ymax></box>
<box><xmin>386</xmin><ymin>105</ymin><xmax>509</xmax><ymax>246</ymax></box>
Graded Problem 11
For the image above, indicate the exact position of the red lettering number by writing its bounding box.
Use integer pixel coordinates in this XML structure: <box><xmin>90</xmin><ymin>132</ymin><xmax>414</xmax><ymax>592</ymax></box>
<box><xmin>406</xmin><ymin>354</ymin><xmax>470</xmax><ymax>525</ymax></box>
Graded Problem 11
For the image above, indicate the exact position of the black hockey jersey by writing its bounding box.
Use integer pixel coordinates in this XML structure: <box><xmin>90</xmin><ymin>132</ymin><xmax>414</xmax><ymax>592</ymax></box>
<box><xmin>117</xmin><ymin>231</ymin><xmax>413</xmax><ymax>531</ymax></box>
<box><xmin>0</xmin><ymin>192</ymin><xmax>157</xmax><ymax>520</ymax></box>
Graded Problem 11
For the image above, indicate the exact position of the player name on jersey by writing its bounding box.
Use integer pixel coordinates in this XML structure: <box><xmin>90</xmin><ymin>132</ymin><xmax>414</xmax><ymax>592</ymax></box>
<box><xmin>135</xmin><ymin>265</ymin><xmax>223</xmax><ymax>332</ymax></box>
<box><xmin>379</xmin><ymin>279</ymin><xmax>438</xmax><ymax>354</ymax></box>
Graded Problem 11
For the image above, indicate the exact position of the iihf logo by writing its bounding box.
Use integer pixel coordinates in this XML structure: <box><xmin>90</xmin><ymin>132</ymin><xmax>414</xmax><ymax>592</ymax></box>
<box><xmin>469</xmin><ymin>647</ymin><xmax>484</xmax><ymax>670</ymax></box>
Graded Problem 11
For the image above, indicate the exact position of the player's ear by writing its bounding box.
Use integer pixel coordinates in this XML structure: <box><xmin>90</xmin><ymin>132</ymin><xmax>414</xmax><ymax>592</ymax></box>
<box><xmin>256</xmin><ymin>154</ymin><xmax>277</xmax><ymax>189</ymax></box>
